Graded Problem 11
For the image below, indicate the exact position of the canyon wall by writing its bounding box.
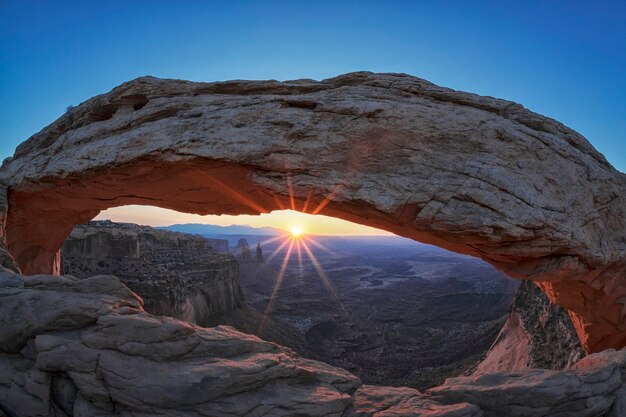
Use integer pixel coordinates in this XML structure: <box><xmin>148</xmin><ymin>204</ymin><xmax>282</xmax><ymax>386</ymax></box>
<box><xmin>62</xmin><ymin>221</ymin><xmax>242</xmax><ymax>324</ymax></box>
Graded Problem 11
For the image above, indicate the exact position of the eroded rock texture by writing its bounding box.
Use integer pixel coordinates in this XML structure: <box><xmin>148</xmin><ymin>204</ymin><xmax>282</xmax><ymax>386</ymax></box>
<box><xmin>475</xmin><ymin>280</ymin><xmax>586</xmax><ymax>374</ymax></box>
<box><xmin>62</xmin><ymin>220</ymin><xmax>241</xmax><ymax>324</ymax></box>
<box><xmin>1</xmin><ymin>272</ymin><xmax>625</xmax><ymax>417</ymax></box>
<box><xmin>0</xmin><ymin>181</ymin><xmax>19</xmax><ymax>274</ymax></box>
<box><xmin>0</xmin><ymin>72</ymin><xmax>623</xmax><ymax>352</ymax></box>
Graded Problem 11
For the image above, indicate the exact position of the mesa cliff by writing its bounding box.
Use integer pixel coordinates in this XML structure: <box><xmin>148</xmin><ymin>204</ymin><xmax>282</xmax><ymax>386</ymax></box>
<box><xmin>62</xmin><ymin>221</ymin><xmax>240</xmax><ymax>324</ymax></box>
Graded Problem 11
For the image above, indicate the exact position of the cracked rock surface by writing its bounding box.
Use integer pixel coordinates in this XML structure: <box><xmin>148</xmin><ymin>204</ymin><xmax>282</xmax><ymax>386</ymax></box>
<box><xmin>1</xmin><ymin>272</ymin><xmax>625</xmax><ymax>416</ymax></box>
<box><xmin>0</xmin><ymin>72</ymin><xmax>623</xmax><ymax>352</ymax></box>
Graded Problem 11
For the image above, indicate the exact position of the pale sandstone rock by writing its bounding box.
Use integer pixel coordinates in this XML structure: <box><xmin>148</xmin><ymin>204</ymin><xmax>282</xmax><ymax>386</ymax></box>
<box><xmin>0</xmin><ymin>274</ymin><xmax>142</xmax><ymax>354</ymax></box>
<box><xmin>0</xmin><ymin>354</ymin><xmax>49</xmax><ymax>416</ymax></box>
<box><xmin>0</xmin><ymin>72</ymin><xmax>623</xmax><ymax>352</ymax></box>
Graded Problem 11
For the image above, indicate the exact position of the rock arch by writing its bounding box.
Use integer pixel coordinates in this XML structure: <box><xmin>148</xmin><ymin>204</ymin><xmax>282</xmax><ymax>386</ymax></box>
<box><xmin>0</xmin><ymin>72</ymin><xmax>624</xmax><ymax>354</ymax></box>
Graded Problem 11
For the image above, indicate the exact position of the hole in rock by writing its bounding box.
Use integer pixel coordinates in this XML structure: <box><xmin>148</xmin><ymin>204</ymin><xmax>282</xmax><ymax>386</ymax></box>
<box><xmin>58</xmin><ymin>204</ymin><xmax>539</xmax><ymax>390</ymax></box>
<box><xmin>86</xmin><ymin>104</ymin><xmax>118</xmax><ymax>122</ymax></box>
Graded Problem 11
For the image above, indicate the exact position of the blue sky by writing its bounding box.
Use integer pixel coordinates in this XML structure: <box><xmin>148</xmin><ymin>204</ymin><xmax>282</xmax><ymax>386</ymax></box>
<box><xmin>1</xmin><ymin>1</ymin><xmax>625</xmax><ymax>172</ymax></box>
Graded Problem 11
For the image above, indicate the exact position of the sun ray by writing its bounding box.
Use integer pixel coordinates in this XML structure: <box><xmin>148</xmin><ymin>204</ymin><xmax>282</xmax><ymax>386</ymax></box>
<box><xmin>311</xmin><ymin>184</ymin><xmax>343</xmax><ymax>215</ymax></box>
<box><xmin>310</xmin><ymin>192</ymin><xmax>335</xmax><ymax>215</ymax></box>
<box><xmin>302</xmin><ymin>235</ymin><xmax>332</xmax><ymax>254</ymax></box>
<box><xmin>287</xmin><ymin>173</ymin><xmax>296</xmax><ymax>211</ymax></box>
<box><xmin>264</xmin><ymin>235</ymin><xmax>292</xmax><ymax>264</ymax></box>
<box><xmin>259</xmin><ymin>234</ymin><xmax>289</xmax><ymax>247</ymax></box>
<box><xmin>203</xmin><ymin>174</ymin><xmax>267</xmax><ymax>214</ymax></box>
<box><xmin>300</xmin><ymin>238</ymin><xmax>352</xmax><ymax>320</ymax></box>
<box><xmin>296</xmin><ymin>239</ymin><xmax>303</xmax><ymax>269</ymax></box>
<box><xmin>260</xmin><ymin>239</ymin><xmax>295</xmax><ymax>330</ymax></box>
<box><xmin>272</xmin><ymin>195</ymin><xmax>286</xmax><ymax>210</ymax></box>
<box><xmin>301</xmin><ymin>189</ymin><xmax>314</xmax><ymax>214</ymax></box>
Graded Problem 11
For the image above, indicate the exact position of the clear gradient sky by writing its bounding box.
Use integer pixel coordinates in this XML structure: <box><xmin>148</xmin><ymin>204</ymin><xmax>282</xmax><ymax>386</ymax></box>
<box><xmin>1</xmin><ymin>1</ymin><xmax>625</xmax><ymax>234</ymax></box>
<box><xmin>94</xmin><ymin>206</ymin><xmax>394</xmax><ymax>236</ymax></box>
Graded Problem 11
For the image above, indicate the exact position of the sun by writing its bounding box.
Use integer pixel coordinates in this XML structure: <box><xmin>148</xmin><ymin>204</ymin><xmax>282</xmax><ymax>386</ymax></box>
<box><xmin>290</xmin><ymin>226</ymin><xmax>304</xmax><ymax>237</ymax></box>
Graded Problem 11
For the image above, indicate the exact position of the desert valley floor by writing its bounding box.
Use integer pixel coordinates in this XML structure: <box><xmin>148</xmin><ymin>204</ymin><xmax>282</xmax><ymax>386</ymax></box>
<box><xmin>233</xmin><ymin>235</ymin><xmax>518</xmax><ymax>389</ymax></box>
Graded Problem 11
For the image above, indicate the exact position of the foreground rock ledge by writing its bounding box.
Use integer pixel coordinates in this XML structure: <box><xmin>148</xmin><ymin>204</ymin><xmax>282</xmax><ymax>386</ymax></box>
<box><xmin>0</xmin><ymin>72</ymin><xmax>624</xmax><ymax>352</ymax></box>
<box><xmin>1</xmin><ymin>272</ymin><xmax>625</xmax><ymax>417</ymax></box>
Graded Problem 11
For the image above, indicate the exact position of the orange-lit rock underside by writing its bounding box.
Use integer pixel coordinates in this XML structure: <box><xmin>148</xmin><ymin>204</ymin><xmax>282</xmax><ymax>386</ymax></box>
<box><xmin>1</xmin><ymin>72</ymin><xmax>624</xmax><ymax>354</ymax></box>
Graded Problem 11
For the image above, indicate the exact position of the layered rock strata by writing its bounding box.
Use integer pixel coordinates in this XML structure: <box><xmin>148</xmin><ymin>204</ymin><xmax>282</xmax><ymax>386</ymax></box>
<box><xmin>0</xmin><ymin>72</ymin><xmax>623</xmax><ymax>352</ymax></box>
<box><xmin>62</xmin><ymin>220</ymin><xmax>241</xmax><ymax>324</ymax></box>
<box><xmin>0</xmin><ymin>272</ymin><xmax>625</xmax><ymax>417</ymax></box>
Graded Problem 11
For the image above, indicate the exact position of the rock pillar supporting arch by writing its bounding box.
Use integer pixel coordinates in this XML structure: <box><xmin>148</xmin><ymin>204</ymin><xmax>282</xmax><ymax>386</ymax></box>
<box><xmin>0</xmin><ymin>72</ymin><xmax>624</xmax><ymax>353</ymax></box>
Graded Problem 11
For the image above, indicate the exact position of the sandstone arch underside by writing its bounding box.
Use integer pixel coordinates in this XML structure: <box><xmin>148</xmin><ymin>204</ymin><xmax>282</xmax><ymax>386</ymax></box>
<box><xmin>0</xmin><ymin>72</ymin><xmax>624</xmax><ymax>354</ymax></box>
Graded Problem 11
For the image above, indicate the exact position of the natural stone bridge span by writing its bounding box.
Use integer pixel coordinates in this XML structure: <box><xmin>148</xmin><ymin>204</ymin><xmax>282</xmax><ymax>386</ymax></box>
<box><xmin>0</xmin><ymin>72</ymin><xmax>624</xmax><ymax>355</ymax></box>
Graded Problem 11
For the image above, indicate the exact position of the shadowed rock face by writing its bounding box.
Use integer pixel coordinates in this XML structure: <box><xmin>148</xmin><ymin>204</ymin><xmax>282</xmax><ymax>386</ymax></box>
<box><xmin>0</xmin><ymin>73</ymin><xmax>624</xmax><ymax>350</ymax></box>
<box><xmin>475</xmin><ymin>280</ymin><xmax>586</xmax><ymax>374</ymax></box>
